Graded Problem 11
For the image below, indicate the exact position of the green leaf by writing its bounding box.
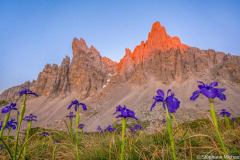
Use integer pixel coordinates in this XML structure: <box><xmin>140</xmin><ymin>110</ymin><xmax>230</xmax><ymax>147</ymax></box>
<box><xmin>0</xmin><ymin>137</ymin><xmax>13</xmax><ymax>159</ymax></box>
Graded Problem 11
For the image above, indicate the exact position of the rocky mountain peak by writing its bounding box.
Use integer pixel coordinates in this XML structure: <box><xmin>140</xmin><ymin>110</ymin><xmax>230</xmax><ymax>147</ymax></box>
<box><xmin>90</xmin><ymin>45</ymin><xmax>101</xmax><ymax>56</ymax></box>
<box><xmin>146</xmin><ymin>21</ymin><xmax>189</xmax><ymax>53</ymax></box>
<box><xmin>72</xmin><ymin>37</ymin><xmax>90</xmax><ymax>55</ymax></box>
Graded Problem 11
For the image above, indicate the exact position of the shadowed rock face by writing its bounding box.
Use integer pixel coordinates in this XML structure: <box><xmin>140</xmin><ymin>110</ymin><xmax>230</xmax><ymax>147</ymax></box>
<box><xmin>30</xmin><ymin>56</ymin><xmax>71</xmax><ymax>97</ymax></box>
<box><xmin>29</xmin><ymin>38</ymin><xmax>119</xmax><ymax>99</ymax></box>
<box><xmin>68</xmin><ymin>38</ymin><xmax>118</xmax><ymax>99</ymax></box>
<box><xmin>0</xmin><ymin>81</ymin><xmax>31</xmax><ymax>101</ymax></box>
<box><xmin>1</xmin><ymin>21</ymin><xmax>240</xmax><ymax>102</ymax></box>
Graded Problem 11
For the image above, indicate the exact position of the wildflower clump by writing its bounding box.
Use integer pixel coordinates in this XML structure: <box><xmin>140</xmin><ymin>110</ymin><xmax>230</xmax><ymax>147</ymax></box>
<box><xmin>151</xmin><ymin>89</ymin><xmax>180</xmax><ymax>160</ymax></box>
<box><xmin>190</xmin><ymin>81</ymin><xmax>227</xmax><ymax>155</ymax></box>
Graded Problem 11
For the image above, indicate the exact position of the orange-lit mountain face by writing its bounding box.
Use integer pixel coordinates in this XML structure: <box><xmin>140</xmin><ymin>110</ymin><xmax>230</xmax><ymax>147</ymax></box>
<box><xmin>119</xmin><ymin>21</ymin><xmax>189</xmax><ymax>71</ymax></box>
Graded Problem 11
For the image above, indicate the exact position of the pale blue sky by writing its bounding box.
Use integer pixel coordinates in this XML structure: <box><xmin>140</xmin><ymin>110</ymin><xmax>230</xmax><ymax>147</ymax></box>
<box><xmin>0</xmin><ymin>0</ymin><xmax>240</xmax><ymax>93</ymax></box>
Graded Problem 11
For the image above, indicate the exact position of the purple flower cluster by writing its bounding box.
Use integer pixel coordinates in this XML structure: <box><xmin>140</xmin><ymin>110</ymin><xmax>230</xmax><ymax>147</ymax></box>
<box><xmin>40</xmin><ymin>132</ymin><xmax>50</xmax><ymax>137</ymax></box>
<box><xmin>162</xmin><ymin>119</ymin><xmax>166</xmax><ymax>123</ymax></box>
<box><xmin>151</xmin><ymin>89</ymin><xmax>180</xmax><ymax>113</ymax></box>
<box><xmin>190</xmin><ymin>81</ymin><xmax>226</xmax><ymax>101</ymax></box>
<box><xmin>129</xmin><ymin>123</ymin><xmax>143</xmax><ymax>135</ymax></box>
<box><xmin>54</xmin><ymin>139</ymin><xmax>61</xmax><ymax>144</ymax></box>
<box><xmin>220</xmin><ymin>109</ymin><xmax>231</xmax><ymax>117</ymax></box>
<box><xmin>68</xmin><ymin>100</ymin><xmax>87</xmax><ymax>112</ymax></box>
<box><xmin>113</xmin><ymin>105</ymin><xmax>138</xmax><ymax>120</ymax></box>
<box><xmin>0</xmin><ymin>121</ymin><xmax>3</xmax><ymax>131</ymax></box>
<box><xmin>6</xmin><ymin>119</ymin><xmax>17</xmax><ymax>130</ymax></box>
<box><xmin>97</xmin><ymin>126</ymin><xmax>103</xmax><ymax>134</ymax></box>
<box><xmin>104</xmin><ymin>125</ymin><xmax>114</xmax><ymax>133</ymax></box>
<box><xmin>78</xmin><ymin>124</ymin><xmax>85</xmax><ymax>129</ymax></box>
<box><xmin>0</xmin><ymin>119</ymin><xmax>18</xmax><ymax>130</ymax></box>
<box><xmin>66</xmin><ymin>112</ymin><xmax>76</xmax><ymax>119</ymax></box>
<box><xmin>19</xmin><ymin>89</ymin><xmax>38</xmax><ymax>97</ymax></box>
<box><xmin>0</xmin><ymin>144</ymin><xmax>4</xmax><ymax>151</ymax></box>
<box><xmin>23</xmin><ymin>114</ymin><xmax>37</xmax><ymax>122</ymax></box>
<box><xmin>1</xmin><ymin>103</ymin><xmax>17</xmax><ymax>114</ymax></box>
<box><xmin>97</xmin><ymin>126</ymin><xmax>102</xmax><ymax>131</ymax></box>
<box><xmin>133</xmin><ymin>123</ymin><xmax>143</xmax><ymax>130</ymax></box>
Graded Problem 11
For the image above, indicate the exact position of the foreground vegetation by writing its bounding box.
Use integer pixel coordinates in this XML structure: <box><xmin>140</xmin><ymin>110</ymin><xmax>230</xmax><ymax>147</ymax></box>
<box><xmin>0</xmin><ymin>117</ymin><xmax>239</xmax><ymax>159</ymax></box>
<box><xmin>0</xmin><ymin>82</ymin><xmax>240</xmax><ymax>159</ymax></box>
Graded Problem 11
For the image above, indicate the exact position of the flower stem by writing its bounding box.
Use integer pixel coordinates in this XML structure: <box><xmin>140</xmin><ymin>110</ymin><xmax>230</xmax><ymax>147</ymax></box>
<box><xmin>171</xmin><ymin>113</ymin><xmax>182</xmax><ymax>136</ymax></box>
<box><xmin>224</xmin><ymin>115</ymin><xmax>231</xmax><ymax>130</ymax></box>
<box><xmin>120</xmin><ymin>118</ymin><xmax>126</xmax><ymax>160</ymax></box>
<box><xmin>7</xmin><ymin>127</ymin><xmax>11</xmax><ymax>146</ymax></box>
<box><xmin>70</xmin><ymin>118</ymin><xmax>73</xmax><ymax>141</ymax></box>
<box><xmin>52</xmin><ymin>144</ymin><xmax>58</xmax><ymax>160</ymax></box>
<box><xmin>21</xmin><ymin>121</ymin><xmax>32</xmax><ymax>160</ymax></box>
<box><xmin>0</xmin><ymin>112</ymin><xmax>10</xmax><ymax>138</ymax></box>
<box><xmin>13</xmin><ymin>94</ymin><xmax>27</xmax><ymax>160</ymax></box>
<box><xmin>76</xmin><ymin>107</ymin><xmax>80</xmax><ymax>160</ymax></box>
<box><xmin>165</xmin><ymin>102</ymin><xmax>176</xmax><ymax>160</ymax></box>
<box><xmin>209</xmin><ymin>98</ymin><xmax>227</xmax><ymax>155</ymax></box>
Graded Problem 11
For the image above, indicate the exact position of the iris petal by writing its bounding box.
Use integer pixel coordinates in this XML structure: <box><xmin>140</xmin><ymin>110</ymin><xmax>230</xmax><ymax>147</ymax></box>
<box><xmin>190</xmin><ymin>90</ymin><xmax>201</xmax><ymax>101</ymax></box>
<box><xmin>156</xmin><ymin>90</ymin><xmax>164</xmax><ymax>100</ymax></box>
<box><xmin>150</xmin><ymin>101</ymin><xmax>157</xmax><ymax>111</ymax></box>
<box><xmin>209</xmin><ymin>81</ymin><xmax>218</xmax><ymax>88</ymax></box>
<box><xmin>197</xmin><ymin>81</ymin><xmax>205</xmax><ymax>89</ymax></box>
<box><xmin>80</xmin><ymin>103</ymin><xmax>87</xmax><ymax>111</ymax></box>
<box><xmin>217</xmin><ymin>93</ymin><xmax>226</xmax><ymax>101</ymax></box>
<box><xmin>167</xmin><ymin>89</ymin><xmax>171</xmax><ymax>96</ymax></box>
<box><xmin>67</xmin><ymin>103</ymin><xmax>73</xmax><ymax>110</ymax></box>
<box><xmin>217</xmin><ymin>88</ymin><xmax>226</xmax><ymax>93</ymax></box>
<box><xmin>1</xmin><ymin>107</ymin><xmax>10</xmax><ymax>113</ymax></box>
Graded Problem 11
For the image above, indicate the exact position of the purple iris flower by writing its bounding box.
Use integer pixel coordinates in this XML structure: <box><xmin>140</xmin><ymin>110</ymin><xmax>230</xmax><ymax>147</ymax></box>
<box><xmin>40</xmin><ymin>132</ymin><xmax>50</xmax><ymax>137</ymax></box>
<box><xmin>114</xmin><ymin>128</ymin><xmax>120</xmax><ymax>134</ymax></box>
<box><xmin>6</xmin><ymin>119</ymin><xmax>17</xmax><ymax>130</ymax></box>
<box><xmin>97</xmin><ymin>126</ymin><xmax>103</xmax><ymax>134</ymax></box>
<box><xmin>190</xmin><ymin>81</ymin><xmax>226</xmax><ymax>101</ymax></box>
<box><xmin>220</xmin><ymin>109</ymin><xmax>231</xmax><ymax>117</ymax></box>
<box><xmin>134</xmin><ymin>123</ymin><xmax>143</xmax><ymax>130</ymax></box>
<box><xmin>66</xmin><ymin>112</ymin><xmax>76</xmax><ymax>119</ymax></box>
<box><xmin>129</xmin><ymin>127</ymin><xmax>136</xmax><ymax>134</ymax></box>
<box><xmin>54</xmin><ymin>139</ymin><xmax>61</xmax><ymax>144</ymax></box>
<box><xmin>113</xmin><ymin>105</ymin><xmax>123</xmax><ymax>115</ymax></box>
<box><xmin>0</xmin><ymin>144</ymin><xmax>4</xmax><ymax>151</ymax></box>
<box><xmin>1</xmin><ymin>103</ymin><xmax>17</xmax><ymax>114</ymax></box>
<box><xmin>162</xmin><ymin>119</ymin><xmax>166</xmax><ymax>123</ymax></box>
<box><xmin>104</xmin><ymin>125</ymin><xmax>114</xmax><ymax>133</ymax></box>
<box><xmin>68</xmin><ymin>100</ymin><xmax>87</xmax><ymax>112</ymax></box>
<box><xmin>114</xmin><ymin>105</ymin><xmax>138</xmax><ymax>120</ymax></box>
<box><xmin>0</xmin><ymin>121</ymin><xmax>4</xmax><ymax>131</ymax></box>
<box><xmin>129</xmin><ymin>124</ymin><xmax>142</xmax><ymax>135</ymax></box>
<box><xmin>84</xmin><ymin>132</ymin><xmax>88</xmax><ymax>135</ymax></box>
<box><xmin>78</xmin><ymin>124</ymin><xmax>84</xmax><ymax>129</ymax></box>
<box><xmin>19</xmin><ymin>89</ymin><xmax>38</xmax><ymax>97</ymax></box>
<box><xmin>97</xmin><ymin>126</ymin><xmax>102</xmax><ymax>131</ymax></box>
<box><xmin>231</xmin><ymin>118</ymin><xmax>235</xmax><ymax>122</ymax></box>
<box><xmin>151</xmin><ymin>89</ymin><xmax>180</xmax><ymax>113</ymax></box>
<box><xmin>23</xmin><ymin>114</ymin><xmax>37</xmax><ymax>122</ymax></box>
